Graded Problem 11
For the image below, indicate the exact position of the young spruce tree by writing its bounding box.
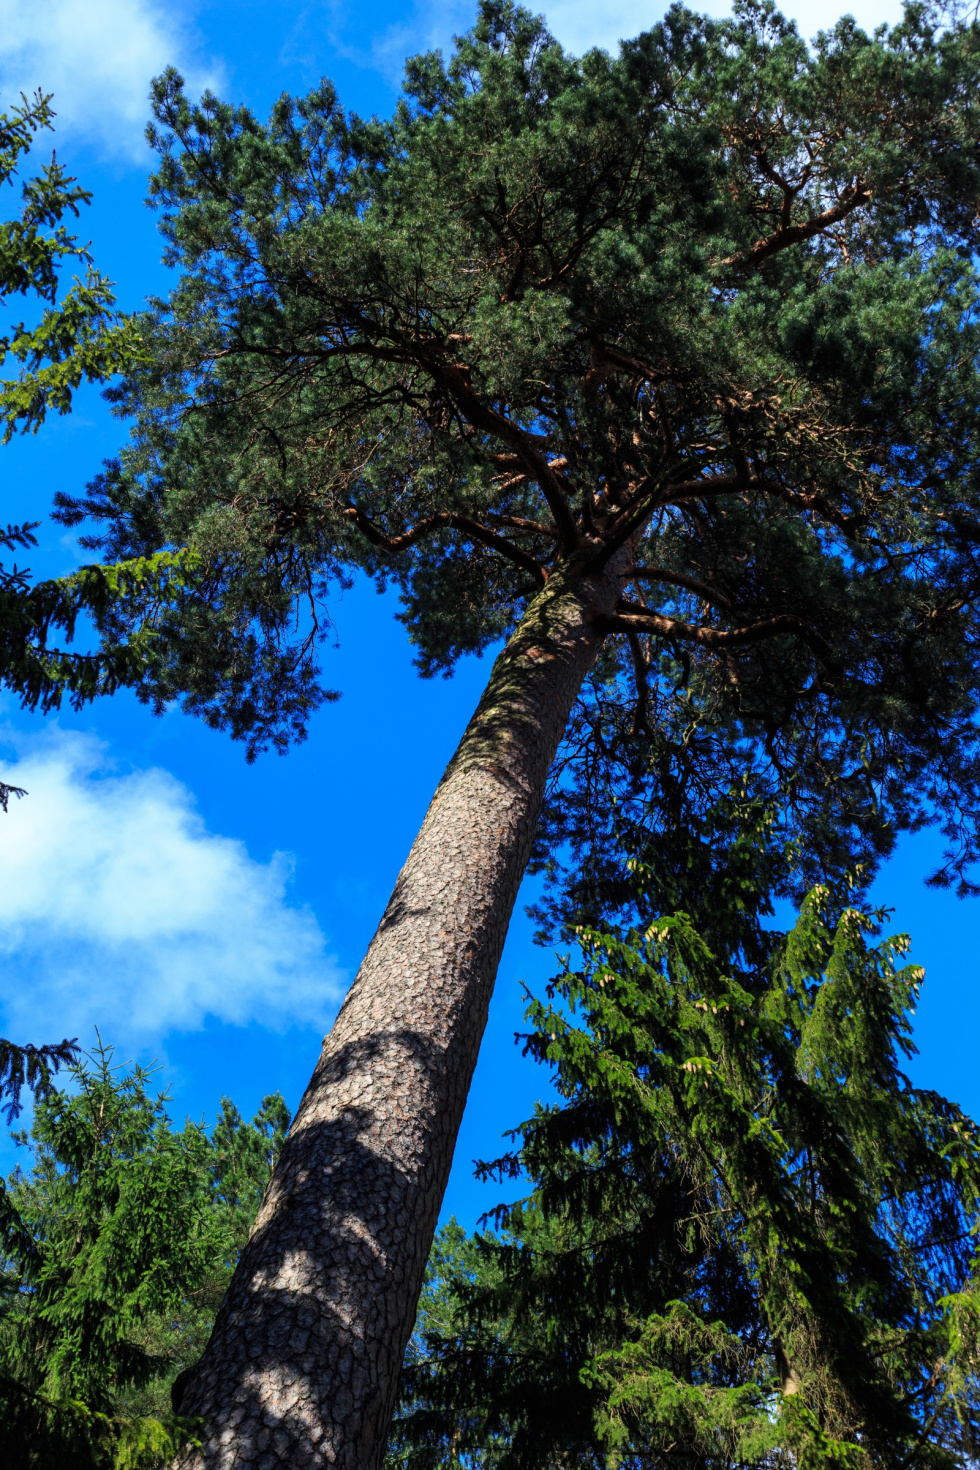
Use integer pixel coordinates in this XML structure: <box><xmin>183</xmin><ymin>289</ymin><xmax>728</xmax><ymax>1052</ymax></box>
<box><xmin>61</xmin><ymin>3</ymin><xmax>980</xmax><ymax>1462</ymax></box>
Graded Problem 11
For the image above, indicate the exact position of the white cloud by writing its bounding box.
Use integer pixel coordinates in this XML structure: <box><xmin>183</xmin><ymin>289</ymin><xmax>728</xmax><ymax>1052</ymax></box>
<box><xmin>0</xmin><ymin>0</ymin><xmax>220</xmax><ymax>162</ymax></box>
<box><xmin>538</xmin><ymin>0</ymin><xmax>653</xmax><ymax>54</ymax></box>
<box><xmin>0</xmin><ymin>729</ymin><xmax>344</xmax><ymax>1043</ymax></box>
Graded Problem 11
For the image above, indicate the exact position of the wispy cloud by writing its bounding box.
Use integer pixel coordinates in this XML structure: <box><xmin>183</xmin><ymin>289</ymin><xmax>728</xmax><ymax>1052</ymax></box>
<box><xmin>0</xmin><ymin>0</ymin><xmax>220</xmax><ymax>163</ymax></box>
<box><xmin>0</xmin><ymin>729</ymin><xmax>344</xmax><ymax>1044</ymax></box>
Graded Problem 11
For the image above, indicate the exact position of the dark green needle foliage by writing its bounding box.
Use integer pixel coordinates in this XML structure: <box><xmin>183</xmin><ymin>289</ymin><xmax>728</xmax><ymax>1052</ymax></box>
<box><xmin>387</xmin><ymin>816</ymin><xmax>980</xmax><ymax>1468</ymax></box>
<box><xmin>0</xmin><ymin>1034</ymin><xmax>80</xmax><ymax>1305</ymax></box>
<box><xmin>61</xmin><ymin>0</ymin><xmax>980</xmax><ymax>880</ymax></box>
<box><xmin>0</xmin><ymin>91</ymin><xmax>195</xmax><ymax>748</ymax></box>
<box><xmin>0</xmin><ymin>1040</ymin><xmax>290</xmax><ymax>1469</ymax></box>
<box><xmin>0</xmin><ymin>1035</ymin><xmax>78</xmax><ymax>1124</ymax></box>
<box><xmin>0</xmin><ymin>91</ymin><xmax>138</xmax><ymax>439</ymax></box>
<box><xmin>205</xmin><ymin>1090</ymin><xmax>292</xmax><ymax>1255</ymax></box>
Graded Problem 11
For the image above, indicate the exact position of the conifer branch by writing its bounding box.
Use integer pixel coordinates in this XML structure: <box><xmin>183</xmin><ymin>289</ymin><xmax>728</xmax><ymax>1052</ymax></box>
<box><xmin>627</xmin><ymin>565</ymin><xmax>734</xmax><ymax>611</ymax></box>
<box><xmin>647</xmin><ymin>473</ymin><xmax>859</xmax><ymax>538</ymax></box>
<box><xmin>424</xmin><ymin>364</ymin><xmax>580</xmax><ymax>552</ymax></box>
<box><xmin>592</xmin><ymin>475</ymin><xmax>774</xmax><ymax>568</ymax></box>
<box><xmin>598</xmin><ymin>601</ymin><xmax>832</xmax><ymax>659</ymax></box>
<box><xmin>0</xmin><ymin>1036</ymin><xmax>78</xmax><ymax>1123</ymax></box>
<box><xmin>720</xmin><ymin>180</ymin><xmax>873</xmax><ymax>271</ymax></box>
<box><xmin>343</xmin><ymin>506</ymin><xmax>548</xmax><ymax>585</ymax></box>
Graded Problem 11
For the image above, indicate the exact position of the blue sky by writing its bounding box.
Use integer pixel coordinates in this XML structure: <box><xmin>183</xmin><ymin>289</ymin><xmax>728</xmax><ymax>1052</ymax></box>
<box><xmin>1</xmin><ymin>0</ymin><xmax>976</xmax><ymax>1229</ymax></box>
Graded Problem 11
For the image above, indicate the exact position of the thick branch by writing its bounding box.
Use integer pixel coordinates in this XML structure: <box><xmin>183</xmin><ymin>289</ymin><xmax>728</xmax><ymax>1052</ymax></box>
<box><xmin>488</xmin><ymin>514</ymin><xmax>559</xmax><ymax>539</ymax></box>
<box><xmin>627</xmin><ymin>565</ymin><xmax>733</xmax><ymax>611</ymax></box>
<box><xmin>596</xmin><ymin>601</ymin><xmax>832</xmax><ymax>659</ymax></box>
<box><xmin>657</xmin><ymin>474</ymin><xmax>759</xmax><ymax>506</ymax></box>
<box><xmin>223</xmin><ymin>329</ymin><xmax>577</xmax><ymax>551</ymax></box>
<box><xmin>584</xmin><ymin>338</ymin><xmax>671</xmax><ymax>393</ymax></box>
<box><xmin>591</xmin><ymin>475</ymin><xmax>764</xmax><ymax>567</ymax></box>
<box><xmin>343</xmin><ymin>507</ymin><xmax>548</xmax><ymax>586</ymax></box>
<box><xmin>720</xmin><ymin>180</ymin><xmax>872</xmax><ymax>271</ymax></box>
<box><xmin>656</xmin><ymin>474</ymin><xmax>860</xmax><ymax>538</ymax></box>
<box><xmin>426</xmin><ymin>363</ymin><xmax>580</xmax><ymax>553</ymax></box>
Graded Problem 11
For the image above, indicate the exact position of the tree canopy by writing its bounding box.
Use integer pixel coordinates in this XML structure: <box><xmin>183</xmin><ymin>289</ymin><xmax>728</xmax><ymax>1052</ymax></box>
<box><xmin>64</xmin><ymin>0</ymin><xmax>980</xmax><ymax>879</ymax></box>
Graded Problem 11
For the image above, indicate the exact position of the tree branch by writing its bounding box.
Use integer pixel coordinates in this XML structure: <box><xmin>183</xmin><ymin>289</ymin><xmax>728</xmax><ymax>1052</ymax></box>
<box><xmin>217</xmin><ymin>326</ymin><xmax>578</xmax><ymax>552</ymax></box>
<box><xmin>343</xmin><ymin>506</ymin><xmax>548</xmax><ymax>586</ymax></box>
<box><xmin>657</xmin><ymin>474</ymin><xmax>758</xmax><ymax>505</ymax></box>
<box><xmin>596</xmin><ymin>601</ymin><xmax>832</xmax><ymax>659</ymax></box>
<box><xmin>719</xmin><ymin>180</ymin><xmax>872</xmax><ymax>272</ymax></box>
<box><xmin>627</xmin><ymin>565</ymin><xmax>734</xmax><ymax>611</ymax></box>
<box><xmin>655</xmin><ymin>473</ymin><xmax>860</xmax><ymax>538</ymax></box>
<box><xmin>588</xmin><ymin>474</ymin><xmax>763</xmax><ymax>568</ymax></box>
<box><xmin>584</xmin><ymin>338</ymin><xmax>671</xmax><ymax>393</ymax></box>
<box><xmin>488</xmin><ymin>513</ymin><xmax>558</xmax><ymax>539</ymax></box>
<box><xmin>425</xmin><ymin>362</ymin><xmax>580</xmax><ymax>553</ymax></box>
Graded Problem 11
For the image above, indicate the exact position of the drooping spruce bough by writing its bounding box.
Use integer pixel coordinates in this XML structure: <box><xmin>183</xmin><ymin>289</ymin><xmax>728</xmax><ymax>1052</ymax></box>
<box><xmin>62</xmin><ymin>2</ymin><xmax>980</xmax><ymax>1463</ymax></box>
<box><xmin>0</xmin><ymin>89</ymin><xmax>185</xmax><ymax>737</ymax></box>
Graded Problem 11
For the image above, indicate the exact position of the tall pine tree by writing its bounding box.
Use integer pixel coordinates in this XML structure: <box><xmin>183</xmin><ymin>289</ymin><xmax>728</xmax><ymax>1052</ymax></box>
<box><xmin>59</xmin><ymin>4</ymin><xmax>980</xmax><ymax>1461</ymax></box>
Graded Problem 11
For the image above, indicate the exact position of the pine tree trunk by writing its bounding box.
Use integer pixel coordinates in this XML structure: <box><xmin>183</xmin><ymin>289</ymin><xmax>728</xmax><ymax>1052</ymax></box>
<box><xmin>175</xmin><ymin>560</ymin><xmax>624</xmax><ymax>1469</ymax></box>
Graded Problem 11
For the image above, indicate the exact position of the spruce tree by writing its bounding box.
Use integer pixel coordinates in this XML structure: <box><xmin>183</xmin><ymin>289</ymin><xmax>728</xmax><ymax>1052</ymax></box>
<box><xmin>0</xmin><ymin>89</ymin><xmax>198</xmax><ymax>1180</ymax></box>
<box><xmin>388</xmin><ymin>811</ymin><xmax>980</xmax><ymax>1468</ymax></box>
<box><xmin>61</xmin><ymin>3</ymin><xmax>980</xmax><ymax>1461</ymax></box>
<box><xmin>0</xmin><ymin>1041</ymin><xmax>291</xmax><ymax>1468</ymax></box>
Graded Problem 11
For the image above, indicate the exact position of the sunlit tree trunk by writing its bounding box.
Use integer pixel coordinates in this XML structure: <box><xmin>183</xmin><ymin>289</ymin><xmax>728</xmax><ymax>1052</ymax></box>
<box><xmin>175</xmin><ymin>559</ymin><xmax>625</xmax><ymax>1469</ymax></box>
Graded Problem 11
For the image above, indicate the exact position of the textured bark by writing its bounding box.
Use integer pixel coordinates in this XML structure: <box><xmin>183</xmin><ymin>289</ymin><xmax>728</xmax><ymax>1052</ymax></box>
<box><xmin>175</xmin><ymin>561</ymin><xmax>624</xmax><ymax>1469</ymax></box>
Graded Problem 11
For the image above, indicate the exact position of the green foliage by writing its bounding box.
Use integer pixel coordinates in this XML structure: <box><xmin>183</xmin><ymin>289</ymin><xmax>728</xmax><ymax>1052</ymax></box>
<box><xmin>389</xmin><ymin>824</ymin><xmax>980</xmax><ymax>1467</ymax></box>
<box><xmin>0</xmin><ymin>90</ymin><xmax>139</xmax><ymax>439</ymax></box>
<box><xmin>0</xmin><ymin>1036</ymin><xmax>78</xmax><ymax>1124</ymax></box>
<box><xmin>0</xmin><ymin>532</ymin><xmax>200</xmax><ymax>718</ymax></box>
<box><xmin>0</xmin><ymin>1040</ymin><xmax>291</xmax><ymax>1467</ymax></box>
<box><xmin>207</xmin><ymin>1091</ymin><xmax>291</xmax><ymax>1254</ymax></box>
<box><xmin>0</xmin><ymin>1375</ymin><xmax>201</xmax><ymax>1470</ymax></box>
<box><xmin>0</xmin><ymin>91</ymin><xmax>203</xmax><ymax>734</ymax></box>
<box><xmin>60</xmin><ymin>0</ymin><xmax>980</xmax><ymax>888</ymax></box>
